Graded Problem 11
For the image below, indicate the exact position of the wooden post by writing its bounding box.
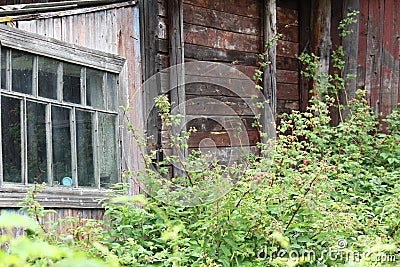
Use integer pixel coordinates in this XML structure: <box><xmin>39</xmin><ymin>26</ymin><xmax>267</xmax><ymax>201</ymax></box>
<box><xmin>168</xmin><ymin>0</ymin><xmax>186</xmax><ymax>177</ymax></box>
<box><xmin>341</xmin><ymin>0</ymin><xmax>359</xmax><ymax>120</ymax></box>
<box><xmin>310</xmin><ymin>0</ymin><xmax>332</xmax><ymax>95</ymax></box>
<box><xmin>139</xmin><ymin>0</ymin><xmax>162</xmax><ymax>161</ymax></box>
<box><xmin>299</xmin><ymin>0</ymin><xmax>312</xmax><ymax>112</ymax></box>
<box><xmin>262</xmin><ymin>0</ymin><xmax>277</xmax><ymax>139</ymax></box>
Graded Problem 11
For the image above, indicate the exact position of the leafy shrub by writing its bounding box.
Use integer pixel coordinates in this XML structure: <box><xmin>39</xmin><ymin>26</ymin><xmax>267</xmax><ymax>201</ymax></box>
<box><xmin>8</xmin><ymin>10</ymin><xmax>400</xmax><ymax>267</ymax></box>
<box><xmin>98</xmin><ymin>89</ymin><xmax>399</xmax><ymax>266</ymax></box>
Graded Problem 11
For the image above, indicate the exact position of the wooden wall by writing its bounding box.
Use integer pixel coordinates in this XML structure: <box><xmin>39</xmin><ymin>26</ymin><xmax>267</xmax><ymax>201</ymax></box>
<box><xmin>182</xmin><ymin>0</ymin><xmax>262</xmax><ymax>162</ymax></box>
<box><xmin>276</xmin><ymin>0</ymin><xmax>301</xmax><ymax>115</ymax></box>
<box><xmin>153</xmin><ymin>0</ymin><xmax>303</xmax><ymax>164</ymax></box>
<box><xmin>357</xmin><ymin>0</ymin><xmax>400</xmax><ymax>122</ymax></box>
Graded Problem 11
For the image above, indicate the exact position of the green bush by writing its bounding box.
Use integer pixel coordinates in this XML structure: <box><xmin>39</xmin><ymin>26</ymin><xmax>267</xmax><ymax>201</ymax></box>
<box><xmin>7</xmin><ymin>10</ymin><xmax>400</xmax><ymax>267</ymax></box>
<box><xmin>98</xmin><ymin>88</ymin><xmax>399</xmax><ymax>266</ymax></box>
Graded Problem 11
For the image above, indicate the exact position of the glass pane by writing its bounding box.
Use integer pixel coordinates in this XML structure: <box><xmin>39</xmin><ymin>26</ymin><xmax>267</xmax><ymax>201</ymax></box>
<box><xmin>107</xmin><ymin>73</ymin><xmax>117</xmax><ymax>111</ymax></box>
<box><xmin>63</xmin><ymin>63</ymin><xmax>81</xmax><ymax>104</ymax></box>
<box><xmin>2</xmin><ymin>96</ymin><xmax>21</xmax><ymax>183</ymax></box>
<box><xmin>98</xmin><ymin>113</ymin><xmax>118</xmax><ymax>187</ymax></box>
<box><xmin>52</xmin><ymin>106</ymin><xmax>71</xmax><ymax>185</ymax></box>
<box><xmin>38</xmin><ymin>57</ymin><xmax>58</xmax><ymax>99</ymax></box>
<box><xmin>87</xmin><ymin>68</ymin><xmax>104</xmax><ymax>109</ymax></box>
<box><xmin>27</xmin><ymin>101</ymin><xmax>47</xmax><ymax>184</ymax></box>
<box><xmin>12</xmin><ymin>49</ymin><xmax>33</xmax><ymax>94</ymax></box>
<box><xmin>76</xmin><ymin>110</ymin><xmax>94</xmax><ymax>187</ymax></box>
<box><xmin>1</xmin><ymin>48</ymin><xmax>7</xmax><ymax>90</ymax></box>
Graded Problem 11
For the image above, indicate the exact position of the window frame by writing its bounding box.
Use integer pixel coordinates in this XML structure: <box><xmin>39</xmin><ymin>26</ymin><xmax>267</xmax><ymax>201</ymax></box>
<box><xmin>0</xmin><ymin>24</ymin><xmax>126</xmax><ymax>208</ymax></box>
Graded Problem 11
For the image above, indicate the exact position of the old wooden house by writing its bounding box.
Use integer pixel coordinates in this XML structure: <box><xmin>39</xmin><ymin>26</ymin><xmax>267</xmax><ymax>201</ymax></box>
<box><xmin>0</xmin><ymin>0</ymin><xmax>398</xmax><ymax>223</ymax></box>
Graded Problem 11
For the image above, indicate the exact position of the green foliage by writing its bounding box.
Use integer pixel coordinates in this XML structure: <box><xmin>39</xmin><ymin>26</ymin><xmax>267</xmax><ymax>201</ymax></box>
<box><xmin>94</xmin><ymin>88</ymin><xmax>400</xmax><ymax>266</ymax></box>
<box><xmin>0</xmin><ymin>212</ymin><xmax>116</xmax><ymax>267</ymax></box>
<box><xmin>8</xmin><ymin>9</ymin><xmax>400</xmax><ymax>267</ymax></box>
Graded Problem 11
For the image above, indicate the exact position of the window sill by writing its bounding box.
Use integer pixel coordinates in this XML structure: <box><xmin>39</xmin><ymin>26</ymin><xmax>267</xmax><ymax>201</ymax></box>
<box><xmin>0</xmin><ymin>184</ymin><xmax>111</xmax><ymax>208</ymax></box>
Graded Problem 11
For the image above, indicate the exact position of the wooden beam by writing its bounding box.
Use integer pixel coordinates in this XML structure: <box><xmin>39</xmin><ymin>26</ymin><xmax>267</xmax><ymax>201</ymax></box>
<box><xmin>140</xmin><ymin>0</ymin><xmax>162</xmax><ymax>162</ymax></box>
<box><xmin>262</xmin><ymin>0</ymin><xmax>277</xmax><ymax>140</ymax></box>
<box><xmin>0</xmin><ymin>25</ymin><xmax>125</xmax><ymax>73</ymax></box>
<box><xmin>329</xmin><ymin>0</ymin><xmax>343</xmax><ymax>125</ymax></box>
<box><xmin>168</xmin><ymin>0</ymin><xmax>186</xmax><ymax>177</ymax></box>
<box><xmin>0</xmin><ymin>0</ymin><xmax>135</xmax><ymax>16</ymax></box>
<box><xmin>341</xmin><ymin>0</ymin><xmax>360</xmax><ymax>120</ymax></box>
<box><xmin>310</xmin><ymin>0</ymin><xmax>332</xmax><ymax>95</ymax></box>
<box><xmin>299</xmin><ymin>0</ymin><xmax>311</xmax><ymax>112</ymax></box>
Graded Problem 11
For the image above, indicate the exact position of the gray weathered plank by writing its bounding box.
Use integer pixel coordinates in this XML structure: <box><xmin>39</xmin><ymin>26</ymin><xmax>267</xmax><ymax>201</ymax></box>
<box><xmin>0</xmin><ymin>24</ymin><xmax>125</xmax><ymax>73</ymax></box>
<box><xmin>261</xmin><ymin>0</ymin><xmax>277</xmax><ymax>142</ymax></box>
<box><xmin>341</xmin><ymin>0</ymin><xmax>360</xmax><ymax>120</ymax></box>
<box><xmin>169</xmin><ymin>0</ymin><xmax>187</xmax><ymax>177</ymax></box>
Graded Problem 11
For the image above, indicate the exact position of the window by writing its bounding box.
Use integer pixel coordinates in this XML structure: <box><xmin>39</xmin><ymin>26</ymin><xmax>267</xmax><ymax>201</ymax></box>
<box><xmin>0</xmin><ymin>25</ymin><xmax>125</xmax><ymax>193</ymax></box>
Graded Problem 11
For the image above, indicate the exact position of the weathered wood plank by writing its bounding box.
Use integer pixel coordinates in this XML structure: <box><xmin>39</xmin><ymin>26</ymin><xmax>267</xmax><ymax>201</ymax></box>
<box><xmin>277</xmin><ymin>24</ymin><xmax>299</xmax><ymax>43</ymax></box>
<box><xmin>183</xmin><ymin>3</ymin><xmax>260</xmax><ymax>36</ymax></box>
<box><xmin>160</xmin><ymin>72</ymin><xmax>257</xmax><ymax>95</ymax></box>
<box><xmin>341</xmin><ymin>0</ymin><xmax>359</xmax><ymax>120</ymax></box>
<box><xmin>365</xmin><ymin>0</ymin><xmax>383</xmax><ymax>116</ymax></box>
<box><xmin>230</xmin><ymin>64</ymin><xmax>257</xmax><ymax>79</ymax></box>
<box><xmin>0</xmin><ymin>24</ymin><xmax>125</xmax><ymax>73</ymax></box>
<box><xmin>186</xmin><ymin>95</ymin><xmax>258</xmax><ymax>116</ymax></box>
<box><xmin>183</xmin><ymin>23</ymin><xmax>261</xmax><ymax>53</ymax></box>
<box><xmin>169</xmin><ymin>0</ymin><xmax>187</xmax><ymax>176</ymax></box>
<box><xmin>262</xmin><ymin>0</ymin><xmax>277</xmax><ymax>140</ymax></box>
<box><xmin>327</xmin><ymin>0</ymin><xmax>343</xmax><ymax>125</ymax></box>
<box><xmin>140</xmin><ymin>0</ymin><xmax>162</xmax><ymax>163</ymax></box>
<box><xmin>158</xmin><ymin>0</ymin><xmax>167</xmax><ymax>17</ymax></box>
<box><xmin>276</xmin><ymin>56</ymin><xmax>299</xmax><ymax>71</ymax></box>
<box><xmin>158</xmin><ymin>17</ymin><xmax>168</xmax><ymax>40</ymax></box>
<box><xmin>276</xmin><ymin>69</ymin><xmax>299</xmax><ymax>84</ymax></box>
<box><xmin>277</xmin><ymin>100</ymin><xmax>300</xmax><ymax>114</ymax></box>
<box><xmin>189</xmin><ymin>130</ymin><xmax>259</xmax><ymax>147</ymax></box>
<box><xmin>299</xmin><ymin>0</ymin><xmax>311</xmax><ymax>112</ymax></box>
<box><xmin>185</xmin><ymin>81</ymin><xmax>259</xmax><ymax>98</ymax></box>
<box><xmin>0</xmin><ymin>185</ymin><xmax>110</xmax><ymax>208</ymax></box>
<box><xmin>186</xmin><ymin>116</ymin><xmax>257</xmax><ymax>132</ymax></box>
<box><xmin>277</xmin><ymin>40</ymin><xmax>299</xmax><ymax>58</ymax></box>
<box><xmin>2</xmin><ymin>1</ymin><xmax>136</xmax><ymax>22</ymax></box>
<box><xmin>277</xmin><ymin>83</ymin><xmax>300</xmax><ymax>100</ymax></box>
<box><xmin>277</xmin><ymin>6</ymin><xmax>299</xmax><ymax>25</ymax></box>
<box><xmin>184</xmin><ymin>43</ymin><xmax>258</xmax><ymax>65</ymax></box>
<box><xmin>356</xmin><ymin>0</ymin><xmax>368</xmax><ymax>91</ymax></box>
<box><xmin>380</xmin><ymin>0</ymin><xmax>400</xmax><ymax>121</ymax></box>
<box><xmin>310</xmin><ymin>0</ymin><xmax>331</xmax><ymax>96</ymax></box>
<box><xmin>182</xmin><ymin>0</ymin><xmax>261</xmax><ymax>18</ymax></box>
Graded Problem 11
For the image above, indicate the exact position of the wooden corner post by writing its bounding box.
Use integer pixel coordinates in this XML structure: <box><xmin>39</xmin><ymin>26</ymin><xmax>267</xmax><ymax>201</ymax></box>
<box><xmin>310</xmin><ymin>0</ymin><xmax>332</xmax><ymax>96</ymax></box>
<box><xmin>140</xmin><ymin>0</ymin><xmax>162</xmax><ymax>161</ymax></box>
<box><xmin>262</xmin><ymin>0</ymin><xmax>277</xmax><ymax>140</ymax></box>
<box><xmin>168</xmin><ymin>0</ymin><xmax>187</xmax><ymax>177</ymax></box>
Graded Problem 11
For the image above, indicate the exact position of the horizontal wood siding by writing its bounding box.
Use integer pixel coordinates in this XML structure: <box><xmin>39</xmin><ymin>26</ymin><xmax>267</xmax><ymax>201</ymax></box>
<box><xmin>182</xmin><ymin>0</ymin><xmax>262</xmax><ymax>158</ymax></box>
<box><xmin>179</xmin><ymin>0</ymin><xmax>301</xmax><ymax>158</ymax></box>
<box><xmin>276</xmin><ymin>0</ymin><xmax>300</xmax><ymax>115</ymax></box>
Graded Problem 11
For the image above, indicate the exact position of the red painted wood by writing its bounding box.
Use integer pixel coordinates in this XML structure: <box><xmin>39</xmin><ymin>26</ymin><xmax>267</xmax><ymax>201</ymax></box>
<box><xmin>365</xmin><ymin>0</ymin><xmax>383</xmax><ymax>116</ymax></box>
<box><xmin>380</xmin><ymin>0</ymin><xmax>400</xmax><ymax>124</ymax></box>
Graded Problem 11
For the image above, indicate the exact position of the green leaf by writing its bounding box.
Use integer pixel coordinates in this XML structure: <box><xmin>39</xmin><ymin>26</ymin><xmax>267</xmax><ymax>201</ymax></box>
<box><xmin>0</xmin><ymin>212</ymin><xmax>40</xmax><ymax>231</ymax></box>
